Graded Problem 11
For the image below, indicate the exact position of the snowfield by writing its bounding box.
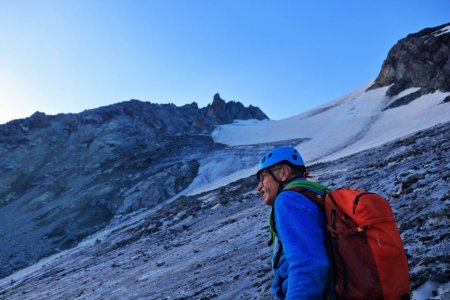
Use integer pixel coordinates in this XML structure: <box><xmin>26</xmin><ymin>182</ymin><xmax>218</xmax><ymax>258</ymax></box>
<box><xmin>212</xmin><ymin>86</ymin><xmax>449</xmax><ymax>163</ymax></box>
<box><xmin>195</xmin><ymin>85</ymin><xmax>450</xmax><ymax>195</ymax></box>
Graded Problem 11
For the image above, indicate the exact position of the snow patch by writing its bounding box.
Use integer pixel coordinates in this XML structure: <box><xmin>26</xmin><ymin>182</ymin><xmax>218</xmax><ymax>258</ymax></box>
<box><xmin>412</xmin><ymin>280</ymin><xmax>450</xmax><ymax>300</ymax></box>
<box><xmin>435</xmin><ymin>25</ymin><xmax>450</xmax><ymax>37</ymax></box>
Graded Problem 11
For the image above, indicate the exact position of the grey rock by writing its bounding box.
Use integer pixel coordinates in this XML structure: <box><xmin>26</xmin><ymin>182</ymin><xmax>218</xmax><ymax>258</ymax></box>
<box><xmin>368</xmin><ymin>22</ymin><xmax>450</xmax><ymax>107</ymax></box>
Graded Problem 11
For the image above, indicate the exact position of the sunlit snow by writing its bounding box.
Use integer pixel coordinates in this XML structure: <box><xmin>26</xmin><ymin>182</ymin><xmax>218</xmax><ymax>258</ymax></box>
<box><xmin>201</xmin><ymin>84</ymin><xmax>450</xmax><ymax>195</ymax></box>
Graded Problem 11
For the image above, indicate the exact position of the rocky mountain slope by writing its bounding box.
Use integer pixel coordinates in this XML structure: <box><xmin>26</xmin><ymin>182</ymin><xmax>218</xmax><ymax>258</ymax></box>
<box><xmin>368</xmin><ymin>22</ymin><xmax>450</xmax><ymax>109</ymax></box>
<box><xmin>0</xmin><ymin>121</ymin><xmax>448</xmax><ymax>299</ymax></box>
<box><xmin>0</xmin><ymin>94</ymin><xmax>267</xmax><ymax>279</ymax></box>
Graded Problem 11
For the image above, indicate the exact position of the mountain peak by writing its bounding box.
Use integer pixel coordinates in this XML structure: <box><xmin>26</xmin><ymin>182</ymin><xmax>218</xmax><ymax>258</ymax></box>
<box><xmin>368</xmin><ymin>22</ymin><xmax>450</xmax><ymax>107</ymax></box>
<box><xmin>206</xmin><ymin>93</ymin><xmax>268</xmax><ymax>123</ymax></box>
<box><xmin>212</xmin><ymin>93</ymin><xmax>225</xmax><ymax>104</ymax></box>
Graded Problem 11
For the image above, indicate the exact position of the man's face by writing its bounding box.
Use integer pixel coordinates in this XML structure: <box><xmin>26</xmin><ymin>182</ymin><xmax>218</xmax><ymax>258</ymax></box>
<box><xmin>257</xmin><ymin>167</ymin><xmax>283</xmax><ymax>206</ymax></box>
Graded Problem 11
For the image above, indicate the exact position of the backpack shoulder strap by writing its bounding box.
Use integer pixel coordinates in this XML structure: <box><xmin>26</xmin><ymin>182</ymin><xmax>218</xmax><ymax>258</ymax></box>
<box><xmin>282</xmin><ymin>180</ymin><xmax>329</xmax><ymax>208</ymax></box>
<box><xmin>286</xmin><ymin>186</ymin><xmax>325</xmax><ymax>208</ymax></box>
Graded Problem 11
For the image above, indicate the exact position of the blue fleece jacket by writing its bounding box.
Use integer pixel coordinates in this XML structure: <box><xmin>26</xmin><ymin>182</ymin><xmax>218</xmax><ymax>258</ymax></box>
<box><xmin>271</xmin><ymin>182</ymin><xmax>329</xmax><ymax>299</ymax></box>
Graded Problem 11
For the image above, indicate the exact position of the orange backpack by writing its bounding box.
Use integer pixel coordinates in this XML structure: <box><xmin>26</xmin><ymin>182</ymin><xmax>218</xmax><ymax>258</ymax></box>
<box><xmin>287</xmin><ymin>186</ymin><xmax>410</xmax><ymax>299</ymax></box>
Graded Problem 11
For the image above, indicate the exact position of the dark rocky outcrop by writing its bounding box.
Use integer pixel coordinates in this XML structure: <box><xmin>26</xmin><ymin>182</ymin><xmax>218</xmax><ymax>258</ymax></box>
<box><xmin>204</xmin><ymin>93</ymin><xmax>268</xmax><ymax>124</ymax></box>
<box><xmin>368</xmin><ymin>23</ymin><xmax>450</xmax><ymax>109</ymax></box>
<box><xmin>0</xmin><ymin>95</ymin><xmax>267</xmax><ymax>279</ymax></box>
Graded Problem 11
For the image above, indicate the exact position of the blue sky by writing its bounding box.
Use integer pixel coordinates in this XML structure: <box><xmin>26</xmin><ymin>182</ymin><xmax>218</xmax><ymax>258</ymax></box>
<box><xmin>0</xmin><ymin>1</ymin><xmax>449</xmax><ymax>124</ymax></box>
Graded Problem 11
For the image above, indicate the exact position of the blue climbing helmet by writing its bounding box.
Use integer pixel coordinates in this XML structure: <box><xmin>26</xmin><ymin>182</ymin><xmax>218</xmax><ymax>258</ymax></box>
<box><xmin>256</xmin><ymin>146</ymin><xmax>305</xmax><ymax>179</ymax></box>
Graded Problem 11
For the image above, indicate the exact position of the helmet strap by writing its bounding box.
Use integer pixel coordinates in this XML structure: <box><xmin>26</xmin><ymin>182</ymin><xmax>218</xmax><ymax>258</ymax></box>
<box><xmin>268</xmin><ymin>170</ymin><xmax>286</xmax><ymax>195</ymax></box>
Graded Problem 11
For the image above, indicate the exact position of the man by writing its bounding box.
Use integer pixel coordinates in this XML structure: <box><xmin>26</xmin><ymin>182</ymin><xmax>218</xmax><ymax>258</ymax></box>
<box><xmin>256</xmin><ymin>146</ymin><xmax>329</xmax><ymax>299</ymax></box>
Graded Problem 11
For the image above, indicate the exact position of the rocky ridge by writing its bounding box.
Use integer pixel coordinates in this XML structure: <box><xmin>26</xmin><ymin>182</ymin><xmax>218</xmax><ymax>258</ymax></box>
<box><xmin>0</xmin><ymin>121</ymin><xmax>448</xmax><ymax>299</ymax></box>
<box><xmin>0</xmin><ymin>94</ymin><xmax>267</xmax><ymax>279</ymax></box>
<box><xmin>368</xmin><ymin>22</ymin><xmax>450</xmax><ymax>109</ymax></box>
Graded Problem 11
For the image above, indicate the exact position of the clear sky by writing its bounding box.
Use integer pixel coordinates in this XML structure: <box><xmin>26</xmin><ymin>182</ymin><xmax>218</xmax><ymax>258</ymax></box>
<box><xmin>0</xmin><ymin>1</ymin><xmax>449</xmax><ymax>124</ymax></box>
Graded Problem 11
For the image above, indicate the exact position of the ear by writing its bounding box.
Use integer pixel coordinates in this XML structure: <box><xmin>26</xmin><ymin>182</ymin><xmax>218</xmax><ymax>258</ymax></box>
<box><xmin>280</xmin><ymin>165</ymin><xmax>292</xmax><ymax>181</ymax></box>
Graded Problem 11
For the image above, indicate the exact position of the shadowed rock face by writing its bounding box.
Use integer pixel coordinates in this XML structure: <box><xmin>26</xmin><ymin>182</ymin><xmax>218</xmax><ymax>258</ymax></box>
<box><xmin>368</xmin><ymin>23</ymin><xmax>450</xmax><ymax>108</ymax></box>
<box><xmin>0</xmin><ymin>95</ymin><xmax>268</xmax><ymax>279</ymax></box>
